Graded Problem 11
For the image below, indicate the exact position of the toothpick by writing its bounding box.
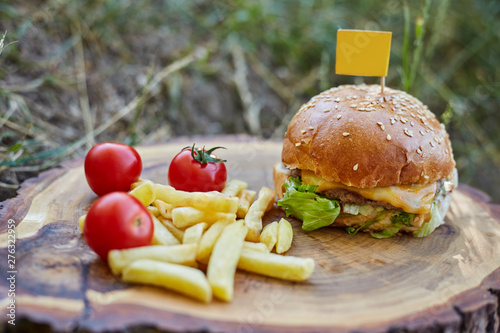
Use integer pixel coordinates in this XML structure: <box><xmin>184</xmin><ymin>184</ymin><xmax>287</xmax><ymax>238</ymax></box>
<box><xmin>381</xmin><ymin>76</ymin><xmax>385</xmax><ymax>94</ymax></box>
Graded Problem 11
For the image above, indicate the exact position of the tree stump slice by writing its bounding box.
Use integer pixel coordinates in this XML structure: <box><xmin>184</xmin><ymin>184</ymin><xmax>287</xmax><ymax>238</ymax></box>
<box><xmin>1</xmin><ymin>135</ymin><xmax>499</xmax><ymax>333</ymax></box>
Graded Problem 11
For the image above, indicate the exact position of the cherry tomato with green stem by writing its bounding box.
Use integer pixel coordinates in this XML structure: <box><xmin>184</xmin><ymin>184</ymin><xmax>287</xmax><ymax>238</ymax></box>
<box><xmin>168</xmin><ymin>144</ymin><xmax>227</xmax><ymax>192</ymax></box>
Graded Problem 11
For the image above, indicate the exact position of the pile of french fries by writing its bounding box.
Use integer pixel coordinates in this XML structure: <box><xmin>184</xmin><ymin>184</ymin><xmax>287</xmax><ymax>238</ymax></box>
<box><xmin>79</xmin><ymin>179</ymin><xmax>315</xmax><ymax>303</ymax></box>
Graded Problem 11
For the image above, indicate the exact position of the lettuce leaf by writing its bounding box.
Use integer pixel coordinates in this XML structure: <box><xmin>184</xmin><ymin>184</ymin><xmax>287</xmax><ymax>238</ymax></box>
<box><xmin>370</xmin><ymin>221</ymin><xmax>404</xmax><ymax>239</ymax></box>
<box><xmin>391</xmin><ymin>212</ymin><xmax>414</xmax><ymax>227</ymax></box>
<box><xmin>277</xmin><ymin>177</ymin><xmax>340</xmax><ymax>231</ymax></box>
<box><xmin>345</xmin><ymin>210</ymin><xmax>386</xmax><ymax>235</ymax></box>
<box><xmin>368</xmin><ymin>212</ymin><xmax>413</xmax><ymax>238</ymax></box>
<box><xmin>346</xmin><ymin>220</ymin><xmax>378</xmax><ymax>235</ymax></box>
<box><xmin>413</xmin><ymin>201</ymin><xmax>442</xmax><ymax>237</ymax></box>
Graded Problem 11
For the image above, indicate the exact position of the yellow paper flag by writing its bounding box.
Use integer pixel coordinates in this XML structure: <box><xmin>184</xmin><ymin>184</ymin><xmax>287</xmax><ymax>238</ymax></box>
<box><xmin>336</xmin><ymin>29</ymin><xmax>392</xmax><ymax>77</ymax></box>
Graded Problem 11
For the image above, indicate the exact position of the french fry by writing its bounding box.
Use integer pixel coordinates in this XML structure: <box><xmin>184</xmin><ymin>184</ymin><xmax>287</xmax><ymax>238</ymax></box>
<box><xmin>147</xmin><ymin>206</ymin><xmax>160</xmax><ymax>217</ymax></box>
<box><xmin>207</xmin><ymin>220</ymin><xmax>248</xmax><ymax>301</ymax></box>
<box><xmin>78</xmin><ymin>214</ymin><xmax>86</xmax><ymax>233</ymax></box>
<box><xmin>276</xmin><ymin>218</ymin><xmax>293</xmax><ymax>254</ymax></box>
<box><xmin>244</xmin><ymin>187</ymin><xmax>276</xmax><ymax>242</ymax></box>
<box><xmin>129</xmin><ymin>181</ymin><xmax>156</xmax><ymax>207</ymax></box>
<box><xmin>259</xmin><ymin>221</ymin><xmax>278</xmax><ymax>251</ymax></box>
<box><xmin>243</xmin><ymin>241</ymin><xmax>270</xmax><ymax>253</ymax></box>
<box><xmin>172</xmin><ymin>206</ymin><xmax>236</xmax><ymax>229</ymax></box>
<box><xmin>222</xmin><ymin>179</ymin><xmax>248</xmax><ymax>197</ymax></box>
<box><xmin>158</xmin><ymin>217</ymin><xmax>185</xmax><ymax>242</ymax></box>
<box><xmin>108</xmin><ymin>244</ymin><xmax>198</xmax><ymax>275</ymax></box>
<box><xmin>152</xmin><ymin>215</ymin><xmax>180</xmax><ymax>246</ymax></box>
<box><xmin>238</xmin><ymin>249</ymin><xmax>314</xmax><ymax>281</ymax></box>
<box><xmin>236</xmin><ymin>189</ymin><xmax>256</xmax><ymax>219</ymax></box>
<box><xmin>183</xmin><ymin>223</ymin><xmax>208</xmax><ymax>244</ymax></box>
<box><xmin>153</xmin><ymin>199</ymin><xmax>175</xmax><ymax>220</ymax></box>
<box><xmin>122</xmin><ymin>259</ymin><xmax>212</xmax><ymax>303</ymax></box>
<box><xmin>154</xmin><ymin>184</ymin><xmax>239</xmax><ymax>213</ymax></box>
<box><xmin>130</xmin><ymin>178</ymin><xmax>151</xmax><ymax>190</ymax></box>
<box><xmin>196</xmin><ymin>220</ymin><xmax>231</xmax><ymax>264</ymax></box>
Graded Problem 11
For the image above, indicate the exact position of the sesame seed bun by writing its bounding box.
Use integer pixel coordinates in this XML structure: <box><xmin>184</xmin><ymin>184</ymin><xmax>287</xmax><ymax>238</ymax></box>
<box><xmin>282</xmin><ymin>84</ymin><xmax>455</xmax><ymax>188</ymax></box>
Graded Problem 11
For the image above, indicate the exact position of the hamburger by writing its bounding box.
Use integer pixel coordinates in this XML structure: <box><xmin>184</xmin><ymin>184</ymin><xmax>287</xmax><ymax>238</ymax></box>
<box><xmin>274</xmin><ymin>84</ymin><xmax>457</xmax><ymax>238</ymax></box>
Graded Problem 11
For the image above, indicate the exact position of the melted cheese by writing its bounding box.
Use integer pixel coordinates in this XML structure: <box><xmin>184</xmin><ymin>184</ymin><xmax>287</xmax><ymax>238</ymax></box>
<box><xmin>301</xmin><ymin>170</ymin><xmax>436</xmax><ymax>214</ymax></box>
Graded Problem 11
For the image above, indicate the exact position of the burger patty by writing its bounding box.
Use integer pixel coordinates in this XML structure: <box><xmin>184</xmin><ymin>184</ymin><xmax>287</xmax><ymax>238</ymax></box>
<box><xmin>321</xmin><ymin>179</ymin><xmax>446</xmax><ymax>211</ymax></box>
<box><xmin>322</xmin><ymin>188</ymin><xmax>399</xmax><ymax>211</ymax></box>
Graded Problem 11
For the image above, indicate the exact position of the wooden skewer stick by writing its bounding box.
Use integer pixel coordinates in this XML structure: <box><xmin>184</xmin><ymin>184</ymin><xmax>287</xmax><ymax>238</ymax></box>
<box><xmin>381</xmin><ymin>76</ymin><xmax>385</xmax><ymax>94</ymax></box>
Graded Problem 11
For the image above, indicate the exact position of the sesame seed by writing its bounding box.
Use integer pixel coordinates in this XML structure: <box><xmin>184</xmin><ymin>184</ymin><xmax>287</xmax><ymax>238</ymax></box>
<box><xmin>390</xmin><ymin>118</ymin><xmax>396</xmax><ymax>125</ymax></box>
<box><xmin>301</xmin><ymin>130</ymin><xmax>306</xmax><ymax>134</ymax></box>
<box><xmin>404</xmin><ymin>128</ymin><xmax>414</xmax><ymax>137</ymax></box>
<box><xmin>430</xmin><ymin>141</ymin><xmax>435</xmax><ymax>147</ymax></box>
<box><xmin>420</xmin><ymin>130</ymin><xmax>425</xmax><ymax>136</ymax></box>
<box><xmin>308</xmin><ymin>126</ymin><xmax>314</xmax><ymax>130</ymax></box>
<box><xmin>350</xmin><ymin>104</ymin><xmax>357</xmax><ymax>108</ymax></box>
<box><xmin>417</xmin><ymin>148</ymin><xmax>422</xmax><ymax>155</ymax></box>
<box><xmin>343</xmin><ymin>132</ymin><xmax>350</xmax><ymax>136</ymax></box>
<box><xmin>445</xmin><ymin>149</ymin><xmax>449</xmax><ymax>154</ymax></box>
<box><xmin>424</xmin><ymin>175</ymin><xmax>429</xmax><ymax>180</ymax></box>
<box><xmin>295</xmin><ymin>143</ymin><xmax>301</xmax><ymax>147</ymax></box>
<box><xmin>334</xmin><ymin>98</ymin><xmax>340</xmax><ymax>102</ymax></box>
<box><xmin>377</xmin><ymin>122</ymin><xmax>383</xmax><ymax>126</ymax></box>
<box><xmin>337</xmin><ymin>114</ymin><xmax>342</xmax><ymax>120</ymax></box>
<box><xmin>324</xmin><ymin>109</ymin><xmax>330</xmax><ymax>113</ymax></box>
<box><xmin>410</xmin><ymin>121</ymin><xmax>415</xmax><ymax>127</ymax></box>
<box><xmin>386</xmin><ymin>134</ymin><xmax>392</xmax><ymax>141</ymax></box>
<box><xmin>400</xmin><ymin>117</ymin><xmax>408</xmax><ymax>124</ymax></box>
<box><xmin>353</xmin><ymin>164</ymin><xmax>359</xmax><ymax>171</ymax></box>
<box><xmin>346</xmin><ymin>96</ymin><xmax>352</xmax><ymax>100</ymax></box>
<box><xmin>358</xmin><ymin>108</ymin><xmax>366</xmax><ymax>111</ymax></box>
<box><xmin>352</xmin><ymin>95</ymin><xmax>358</xmax><ymax>99</ymax></box>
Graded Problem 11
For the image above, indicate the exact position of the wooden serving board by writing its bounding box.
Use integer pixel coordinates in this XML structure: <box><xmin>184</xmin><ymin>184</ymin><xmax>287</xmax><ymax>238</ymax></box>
<box><xmin>1</xmin><ymin>135</ymin><xmax>500</xmax><ymax>333</ymax></box>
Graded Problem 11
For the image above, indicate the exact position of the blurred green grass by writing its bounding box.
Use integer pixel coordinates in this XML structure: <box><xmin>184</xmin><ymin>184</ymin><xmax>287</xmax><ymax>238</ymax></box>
<box><xmin>0</xmin><ymin>0</ymin><xmax>499</xmax><ymax>202</ymax></box>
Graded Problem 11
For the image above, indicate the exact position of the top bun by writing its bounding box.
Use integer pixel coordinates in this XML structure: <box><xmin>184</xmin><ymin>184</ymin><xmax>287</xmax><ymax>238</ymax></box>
<box><xmin>282</xmin><ymin>84</ymin><xmax>455</xmax><ymax>188</ymax></box>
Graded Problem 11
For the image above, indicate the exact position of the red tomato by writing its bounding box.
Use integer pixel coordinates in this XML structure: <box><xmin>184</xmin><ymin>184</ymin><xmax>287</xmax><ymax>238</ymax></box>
<box><xmin>83</xmin><ymin>192</ymin><xmax>153</xmax><ymax>260</ymax></box>
<box><xmin>168</xmin><ymin>144</ymin><xmax>227</xmax><ymax>192</ymax></box>
<box><xmin>85</xmin><ymin>142</ymin><xmax>142</xmax><ymax>196</ymax></box>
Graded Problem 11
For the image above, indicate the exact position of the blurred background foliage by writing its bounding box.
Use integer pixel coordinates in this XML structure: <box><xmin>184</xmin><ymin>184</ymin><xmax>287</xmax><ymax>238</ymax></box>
<box><xmin>0</xmin><ymin>0</ymin><xmax>499</xmax><ymax>202</ymax></box>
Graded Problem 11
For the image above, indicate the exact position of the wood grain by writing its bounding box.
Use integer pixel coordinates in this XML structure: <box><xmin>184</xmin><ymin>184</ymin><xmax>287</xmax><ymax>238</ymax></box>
<box><xmin>1</xmin><ymin>135</ymin><xmax>499</xmax><ymax>333</ymax></box>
